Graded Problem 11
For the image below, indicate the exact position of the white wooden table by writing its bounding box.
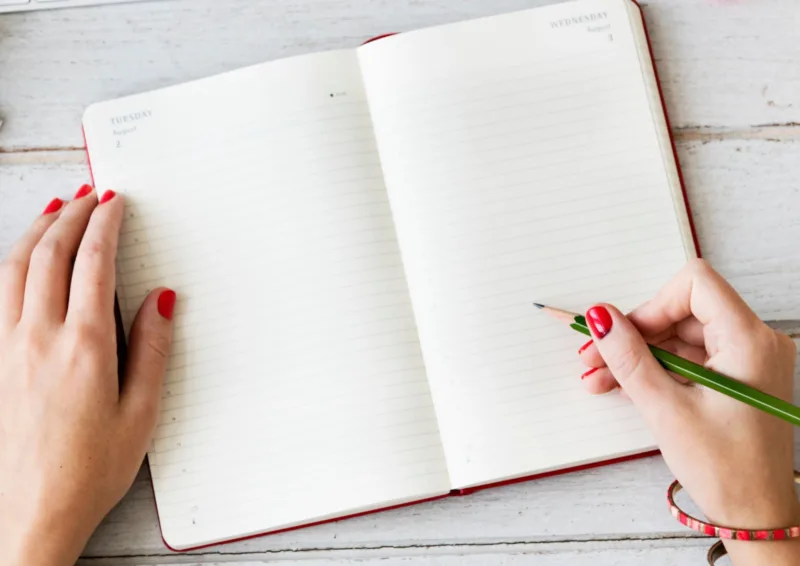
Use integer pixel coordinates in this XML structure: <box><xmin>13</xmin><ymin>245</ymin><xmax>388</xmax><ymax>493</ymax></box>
<box><xmin>1</xmin><ymin>0</ymin><xmax>799</xmax><ymax>564</ymax></box>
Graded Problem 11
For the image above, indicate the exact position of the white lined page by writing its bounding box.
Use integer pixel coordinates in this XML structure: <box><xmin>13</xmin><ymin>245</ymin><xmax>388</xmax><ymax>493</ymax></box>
<box><xmin>83</xmin><ymin>49</ymin><xmax>450</xmax><ymax>550</ymax></box>
<box><xmin>359</xmin><ymin>0</ymin><xmax>694</xmax><ymax>488</ymax></box>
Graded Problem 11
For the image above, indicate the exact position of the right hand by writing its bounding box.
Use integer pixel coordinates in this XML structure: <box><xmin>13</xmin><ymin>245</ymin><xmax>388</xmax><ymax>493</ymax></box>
<box><xmin>578</xmin><ymin>259</ymin><xmax>799</xmax><ymax>564</ymax></box>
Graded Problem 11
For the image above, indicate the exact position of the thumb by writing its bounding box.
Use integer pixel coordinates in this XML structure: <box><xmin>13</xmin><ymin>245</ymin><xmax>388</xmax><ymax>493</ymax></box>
<box><xmin>120</xmin><ymin>287</ymin><xmax>176</xmax><ymax>437</ymax></box>
<box><xmin>586</xmin><ymin>304</ymin><xmax>684</xmax><ymax>417</ymax></box>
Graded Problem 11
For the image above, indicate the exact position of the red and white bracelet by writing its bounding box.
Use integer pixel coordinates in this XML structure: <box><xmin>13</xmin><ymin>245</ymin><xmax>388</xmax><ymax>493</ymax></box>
<box><xmin>667</xmin><ymin>473</ymin><xmax>800</xmax><ymax>564</ymax></box>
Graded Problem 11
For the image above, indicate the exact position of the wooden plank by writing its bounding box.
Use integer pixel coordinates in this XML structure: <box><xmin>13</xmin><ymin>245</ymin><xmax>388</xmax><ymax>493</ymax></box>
<box><xmin>80</xmin><ymin>339</ymin><xmax>800</xmax><ymax>558</ymax></box>
<box><xmin>0</xmin><ymin>0</ymin><xmax>799</xmax><ymax>151</ymax></box>
<box><xmin>2</xmin><ymin>143</ymin><xmax>799</xmax><ymax>558</ymax></box>
<box><xmin>82</xmin><ymin>456</ymin><xmax>683</xmax><ymax>556</ymax></box>
<box><xmin>4</xmin><ymin>139</ymin><xmax>799</xmax><ymax>319</ymax></box>
<box><xmin>643</xmin><ymin>0</ymin><xmax>800</xmax><ymax>130</ymax></box>
<box><xmin>4</xmin><ymin>1</ymin><xmax>799</xmax><ymax>563</ymax></box>
<box><xmin>677</xmin><ymin>139</ymin><xmax>800</xmax><ymax>320</ymax></box>
<box><xmin>1</xmin><ymin>132</ymin><xmax>798</xmax><ymax>563</ymax></box>
<box><xmin>770</xmin><ymin>320</ymin><xmax>800</xmax><ymax>338</ymax></box>
<box><xmin>76</xmin><ymin>539</ymin><xmax>712</xmax><ymax>565</ymax></box>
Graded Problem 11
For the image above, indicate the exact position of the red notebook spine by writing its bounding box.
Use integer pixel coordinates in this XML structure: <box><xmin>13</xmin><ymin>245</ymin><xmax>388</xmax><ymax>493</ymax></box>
<box><xmin>362</xmin><ymin>32</ymin><xmax>398</xmax><ymax>45</ymax></box>
<box><xmin>452</xmin><ymin>450</ymin><xmax>661</xmax><ymax>496</ymax></box>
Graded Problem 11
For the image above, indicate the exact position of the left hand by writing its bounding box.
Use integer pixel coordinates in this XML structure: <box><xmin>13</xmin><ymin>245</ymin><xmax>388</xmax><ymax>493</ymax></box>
<box><xmin>0</xmin><ymin>186</ymin><xmax>175</xmax><ymax>566</ymax></box>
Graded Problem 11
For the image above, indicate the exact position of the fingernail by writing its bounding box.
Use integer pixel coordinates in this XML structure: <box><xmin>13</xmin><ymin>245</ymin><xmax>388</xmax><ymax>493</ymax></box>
<box><xmin>586</xmin><ymin>306</ymin><xmax>613</xmax><ymax>339</ymax></box>
<box><xmin>99</xmin><ymin>190</ymin><xmax>116</xmax><ymax>204</ymax></box>
<box><xmin>73</xmin><ymin>184</ymin><xmax>93</xmax><ymax>199</ymax></box>
<box><xmin>578</xmin><ymin>339</ymin><xmax>593</xmax><ymax>354</ymax></box>
<box><xmin>581</xmin><ymin>367</ymin><xmax>599</xmax><ymax>380</ymax></box>
<box><xmin>157</xmin><ymin>289</ymin><xmax>177</xmax><ymax>321</ymax></box>
<box><xmin>42</xmin><ymin>198</ymin><xmax>64</xmax><ymax>215</ymax></box>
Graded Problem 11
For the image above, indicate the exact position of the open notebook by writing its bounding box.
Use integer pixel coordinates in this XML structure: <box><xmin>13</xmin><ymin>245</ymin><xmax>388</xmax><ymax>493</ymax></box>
<box><xmin>82</xmin><ymin>0</ymin><xmax>697</xmax><ymax>551</ymax></box>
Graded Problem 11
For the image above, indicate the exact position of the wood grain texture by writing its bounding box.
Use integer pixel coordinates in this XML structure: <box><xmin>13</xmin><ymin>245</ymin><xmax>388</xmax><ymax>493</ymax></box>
<box><xmin>4</xmin><ymin>140</ymin><xmax>799</xmax><ymax>319</ymax></box>
<box><xmin>0</xmin><ymin>0</ymin><xmax>799</xmax><ymax>151</ymax></box>
<box><xmin>678</xmin><ymin>140</ymin><xmax>800</xmax><ymax>320</ymax></box>
<box><xmin>1</xmin><ymin>146</ymin><xmax>798</xmax><ymax>561</ymax></box>
<box><xmin>76</xmin><ymin>539</ymin><xmax>713</xmax><ymax>565</ymax></box>
<box><xmin>0</xmin><ymin>148</ymin><xmax>789</xmax><ymax>560</ymax></box>
<box><xmin>80</xmin><ymin>338</ymin><xmax>797</xmax><ymax>560</ymax></box>
<box><xmin>2</xmin><ymin>0</ymin><xmax>800</xmax><ymax>563</ymax></box>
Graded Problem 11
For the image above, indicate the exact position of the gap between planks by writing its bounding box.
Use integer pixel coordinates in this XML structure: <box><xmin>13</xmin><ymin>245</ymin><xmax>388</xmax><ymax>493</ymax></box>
<box><xmin>76</xmin><ymin>536</ymin><xmax>709</xmax><ymax>564</ymax></box>
<box><xmin>0</xmin><ymin>124</ymin><xmax>799</xmax><ymax>164</ymax></box>
<box><xmin>769</xmin><ymin>321</ymin><xmax>800</xmax><ymax>339</ymax></box>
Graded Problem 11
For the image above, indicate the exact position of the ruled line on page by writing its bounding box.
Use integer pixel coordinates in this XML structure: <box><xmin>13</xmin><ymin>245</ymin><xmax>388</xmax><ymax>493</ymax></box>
<box><xmin>363</xmin><ymin>52</ymin><xmax>625</xmax><ymax>116</ymax></box>
<box><xmin>367</xmin><ymin>72</ymin><xmax>635</xmax><ymax>146</ymax></box>
<box><xmin>84</xmin><ymin>47</ymin><xmax>453</xmax><ymax>548</ymax></box>
<box><xmin>153</xmin><ymin>359</ymin><xmax>433</xmax><ymax>430</ymax></box>
<box><xmin>358</xmin><ymin>0</ymin><xmax>688</xmax><ymax>488</ymax></box>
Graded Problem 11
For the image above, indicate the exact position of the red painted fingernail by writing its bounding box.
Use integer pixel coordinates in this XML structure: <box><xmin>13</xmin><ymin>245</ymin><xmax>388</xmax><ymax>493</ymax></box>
<box><xmin>578</xmin><ymin>339</ymin><xmax>593</xmax><ymax>354</ymax></box>
<box><xmin>157</xmin><ymin>289</ymin><xmax>177</xmax><ymax>321</ymax></box>
<box><xmin>99</xmin><ymin>190</ymin><xmax>116</xmax><ymax>204</ymax></box>
<box><xmin>73</xmin><ymin>184</ymin><xmax>93</xmax><ymax>199</ymax></box>
<box><xmin>581</xmin><ymin>367</ymin><xmax>599</xmax><ymax>380</ymax></box>
<box><xmin>586</xmin><ymin>306</ymin><xmax>613</xmax><ymax>339</ymax></box>
<box><xmin>42</xmin><ymin>198</ymin><xmax>64</xmax><ymax>215</ymax></box>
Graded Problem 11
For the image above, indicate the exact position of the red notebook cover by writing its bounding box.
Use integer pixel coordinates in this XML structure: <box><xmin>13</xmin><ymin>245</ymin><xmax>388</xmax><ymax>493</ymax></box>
<box><xmin>82</xmin><ymin>0</ymin><xmax>700</xmax><ymax>551</ymax></box>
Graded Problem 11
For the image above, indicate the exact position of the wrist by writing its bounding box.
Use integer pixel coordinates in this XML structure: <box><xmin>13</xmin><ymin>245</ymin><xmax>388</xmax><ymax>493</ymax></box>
<box><xmin>703</xmin><ymin>489</ymin><xmax>800</xmax><ymax>531</ymax></box>
<box><xmin>721</xmin><ymin>502</ymin><xmax>800</xmax><ymax>566</ymax></box>
<box><xmin>1</xmin><ymin>510</ymin><xmax>92</xmax><ymax>566</ymax></box>
<box><xmin>669</xmin><ymin>478</ymin><xmax>800</xmax><ymax>565</ymax></box>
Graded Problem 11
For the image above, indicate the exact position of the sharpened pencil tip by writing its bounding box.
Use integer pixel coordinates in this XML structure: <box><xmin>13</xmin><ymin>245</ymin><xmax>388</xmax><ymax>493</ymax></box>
<box><xmin>532</xmin><ymin>302</ymin><xmax>545</xmax><ymax>309</ymax></box>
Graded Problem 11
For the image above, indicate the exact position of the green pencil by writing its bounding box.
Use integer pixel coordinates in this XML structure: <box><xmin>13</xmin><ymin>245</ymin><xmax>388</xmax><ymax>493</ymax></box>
<box><xmin>534</xmin><ymin>303</ymin><xmax>800</xmax><ymax>428</ymax></box>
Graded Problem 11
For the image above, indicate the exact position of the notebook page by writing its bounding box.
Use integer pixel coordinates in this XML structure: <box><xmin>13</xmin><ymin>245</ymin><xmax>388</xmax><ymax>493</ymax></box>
<box><xmin>358</xmin><ymin>0</ymin><xmax>694</xmax><ymax>488</ymax></box>
<box><xmin>82</xmin><ymin>50</ymin><xmax>450</xmax><ymax>549</ymax></box>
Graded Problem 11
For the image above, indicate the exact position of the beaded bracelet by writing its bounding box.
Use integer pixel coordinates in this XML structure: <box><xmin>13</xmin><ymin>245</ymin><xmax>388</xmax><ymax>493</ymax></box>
<box><xmin>667</xmin><ymin>472</ymin><xmax>800</xmax><ymax>565</ymax></box>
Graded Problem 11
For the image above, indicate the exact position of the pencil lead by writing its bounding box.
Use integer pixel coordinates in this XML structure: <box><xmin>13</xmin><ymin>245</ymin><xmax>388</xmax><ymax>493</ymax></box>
<box><xmin>532</xmin><ymin>302</ymin><xmax>545</xmax><ymax>309</ymax></box>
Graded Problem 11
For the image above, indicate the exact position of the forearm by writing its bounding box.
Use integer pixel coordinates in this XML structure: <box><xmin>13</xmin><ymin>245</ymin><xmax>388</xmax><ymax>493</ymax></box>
<box><xmin>2</xmin><ymin>514</ymin><xmax>90</xmax><ymax>566</ymax></box>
